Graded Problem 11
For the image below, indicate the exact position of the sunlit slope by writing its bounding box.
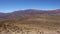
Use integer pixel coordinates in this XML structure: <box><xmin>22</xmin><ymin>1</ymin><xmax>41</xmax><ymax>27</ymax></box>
<box><xmin>16</xmin><ymin>16</ymin><xmax>60</xmax><ymax>30</ymax></box>
<box><xmin>0</xmin><ymin>15</ymin><xmax>60</xmax><ymax>34</ymax></box>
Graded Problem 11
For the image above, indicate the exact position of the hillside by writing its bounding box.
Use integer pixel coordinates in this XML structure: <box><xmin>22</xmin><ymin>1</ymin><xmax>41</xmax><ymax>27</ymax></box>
<box><xmin>0</xmin><ymin>9</ymin><xmax>60</xmax><ymax>34</ymax></box>
<box><xmin>0</xmin><ymin>15</ymin><xmax>60</xmax><ymax>34</ymax></box>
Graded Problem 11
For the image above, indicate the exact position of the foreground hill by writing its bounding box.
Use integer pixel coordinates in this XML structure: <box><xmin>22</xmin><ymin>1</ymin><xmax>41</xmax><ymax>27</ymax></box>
<box><xmin>0</xmin><ymin>15</ymin><xmax>60</xmax><ymax>34</ymax></box>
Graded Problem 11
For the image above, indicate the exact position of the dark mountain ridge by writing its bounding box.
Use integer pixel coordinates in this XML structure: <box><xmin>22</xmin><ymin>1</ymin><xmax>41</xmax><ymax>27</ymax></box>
<box><xmin>0</xmin><ymin>9</ymin><xmax>60</xmax><ymax>19</ymax></box>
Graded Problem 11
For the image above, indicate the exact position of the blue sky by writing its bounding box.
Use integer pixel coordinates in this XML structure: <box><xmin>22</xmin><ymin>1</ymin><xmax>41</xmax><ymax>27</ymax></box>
<box><xmin>0</xmin><ymin>0</ymin><xmax>60</xmax><ymax>13</ymax></box>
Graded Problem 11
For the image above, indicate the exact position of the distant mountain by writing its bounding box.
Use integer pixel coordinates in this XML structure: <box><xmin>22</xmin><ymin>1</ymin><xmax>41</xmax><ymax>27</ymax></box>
<box><xmin>0</xmin><ymin>9</ymin><xmax>60</xmax><ymax>19</ymax></box>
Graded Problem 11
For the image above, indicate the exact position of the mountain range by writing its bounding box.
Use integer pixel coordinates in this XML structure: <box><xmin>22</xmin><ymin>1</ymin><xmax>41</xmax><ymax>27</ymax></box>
<box><xmin>0</xmin><ymin>9</ymin><xmax>60</xmax><ymax>19</ymax></box>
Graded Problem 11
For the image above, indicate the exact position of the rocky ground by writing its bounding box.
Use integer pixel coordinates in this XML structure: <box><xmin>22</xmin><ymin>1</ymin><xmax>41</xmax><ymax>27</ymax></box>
<box><xmin>0</xmin><ymin>16</ymin><xmax>60</xmax><ymax>34</ymax></box>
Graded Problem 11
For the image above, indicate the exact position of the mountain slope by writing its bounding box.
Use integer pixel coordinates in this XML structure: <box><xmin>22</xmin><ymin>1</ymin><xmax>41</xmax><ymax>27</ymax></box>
<box><xmin>0</xmin><ymin>9</ymin><xmax>60</xmax><ymax>19</ymax></box>
<box><xmin>0</xmin><ymin>16</ymin><xmax>60</xmax><ymax>34</ymax></box>
<box><xmin>0</xmin><ymin>9</ymin><xmax>60</xmax><ymax>34</ymax></box>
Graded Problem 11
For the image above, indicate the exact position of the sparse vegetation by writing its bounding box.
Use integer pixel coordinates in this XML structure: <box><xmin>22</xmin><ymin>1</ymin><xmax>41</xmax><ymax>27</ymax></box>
<box><xmin>0</xmin><ymin>15</ymin><xmax>60</xmax><ymax>34</ymax></box>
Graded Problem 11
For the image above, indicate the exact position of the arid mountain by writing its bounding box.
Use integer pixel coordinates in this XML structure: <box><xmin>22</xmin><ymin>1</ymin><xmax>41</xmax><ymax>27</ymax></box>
<box><xmin>0</xmin><ymin>9</ymin><xmax>60</xmax><ymax>34</ymax></box>
<box><xmin>0</xmin><ymin>9</ymin><xmax>60</xmax><ymax>19</ymax></box>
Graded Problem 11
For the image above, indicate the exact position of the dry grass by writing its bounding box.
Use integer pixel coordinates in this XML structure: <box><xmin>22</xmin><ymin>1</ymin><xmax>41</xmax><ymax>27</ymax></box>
<box><xmin>0</xmin><ymin>15</ymin><xmax>60</xmax><ymax>34</ymax></box>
